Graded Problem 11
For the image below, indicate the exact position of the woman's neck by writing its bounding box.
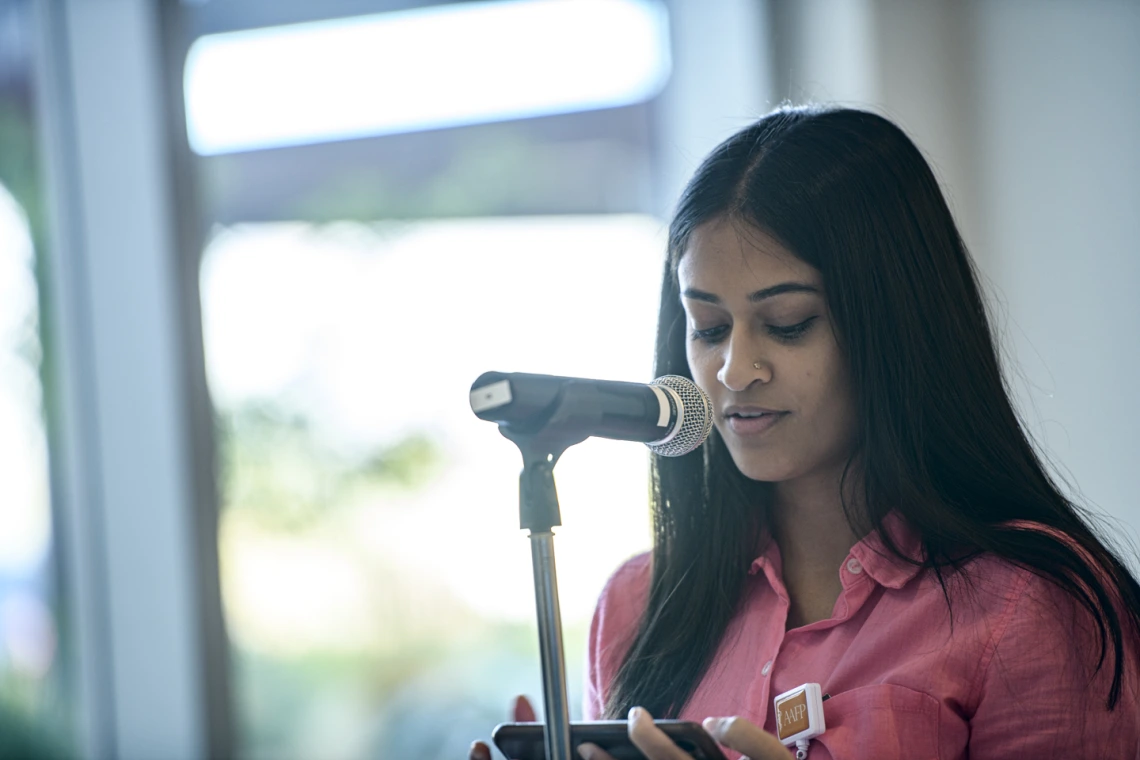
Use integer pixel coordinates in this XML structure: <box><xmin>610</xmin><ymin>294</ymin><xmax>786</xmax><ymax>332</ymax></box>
<box><xmin>770</xmin><ymin>467</ymin><xmax>865</xmax><ymax>628</ymax></box>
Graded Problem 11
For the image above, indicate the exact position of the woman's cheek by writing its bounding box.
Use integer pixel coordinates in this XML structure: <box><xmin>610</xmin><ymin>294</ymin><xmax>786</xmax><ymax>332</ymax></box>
<box><xmin>685</xmin><ymin>344</ymin><xmax>711</xmax><ymax>384</ymax></box>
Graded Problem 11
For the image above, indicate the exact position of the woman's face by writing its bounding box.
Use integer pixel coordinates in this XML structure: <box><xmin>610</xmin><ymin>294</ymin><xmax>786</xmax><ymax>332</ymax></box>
<box><xmin>678</xmin><ymin>218</ymin><xmax>857</xmax><ymax>485</ymax></box>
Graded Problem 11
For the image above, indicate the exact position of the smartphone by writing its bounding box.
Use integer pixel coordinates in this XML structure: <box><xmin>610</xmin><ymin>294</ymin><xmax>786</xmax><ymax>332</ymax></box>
<box><xmin>491</xmin><ymin>720</ymin><xmax>728</xmax><ymax>760</ymax></box>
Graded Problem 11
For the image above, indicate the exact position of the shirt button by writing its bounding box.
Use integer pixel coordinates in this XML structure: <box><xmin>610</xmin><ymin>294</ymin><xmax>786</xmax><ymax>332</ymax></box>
<box><xmin>761</xmin><ymin>660</ymin><xmax>772</xmax><ymax>676</ymax></box>
<box><xmin>846</xmin><ymin>558</ymin><xmax>863</xmax><ymax>575</ymax></box>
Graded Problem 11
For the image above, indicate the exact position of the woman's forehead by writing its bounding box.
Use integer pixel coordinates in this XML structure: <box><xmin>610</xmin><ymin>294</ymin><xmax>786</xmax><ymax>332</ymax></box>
<box><xmin>678</xmin><ymin>219</ymin><xmax>820</xmax><ymax>290</ymax></box>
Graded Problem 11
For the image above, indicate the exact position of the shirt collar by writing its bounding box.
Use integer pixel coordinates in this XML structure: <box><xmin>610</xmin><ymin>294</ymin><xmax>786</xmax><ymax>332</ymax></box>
<box><xmin>748</xmin><ymin>510</ymin><xmax>925</xmax><ymax>590</ymax></box>
<box><xmin>748</xmin><ymin>537</ymin><xmax>785</xmax><ymax>597</ymax></box>
<box><xmin>849</xmin><ymin>510</ymin><xmax>925</xmax><ymax>589</ymax></box>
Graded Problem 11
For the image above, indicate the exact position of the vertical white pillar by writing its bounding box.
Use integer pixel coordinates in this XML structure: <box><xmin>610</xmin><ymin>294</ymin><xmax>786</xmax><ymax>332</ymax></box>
<box><xmin>34</xmin><ymin>1</ymin><xmax>208</xmax><ymax>757</ymax></box>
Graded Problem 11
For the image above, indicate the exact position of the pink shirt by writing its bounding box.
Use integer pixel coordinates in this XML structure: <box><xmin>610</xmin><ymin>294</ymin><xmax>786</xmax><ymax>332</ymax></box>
<box><xmin>584</xmin><ymin>514</ymin><xmax>1140</xmax><ymax>759</ymax></box>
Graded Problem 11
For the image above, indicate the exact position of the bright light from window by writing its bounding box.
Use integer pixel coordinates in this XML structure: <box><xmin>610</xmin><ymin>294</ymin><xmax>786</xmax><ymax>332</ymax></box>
<box><xmin>184</xmin><ymin>0</ymin><xmax>671</xmax><ymax>155</ymax></box>
<box><xmin>200</xmin><ymin>214</ymin><xmax>662</xmax><ymax>636</ymax></box>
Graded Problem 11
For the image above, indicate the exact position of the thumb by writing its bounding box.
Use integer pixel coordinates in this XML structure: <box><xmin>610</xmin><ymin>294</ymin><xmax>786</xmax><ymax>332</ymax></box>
<box><xmin>702</xmin><ymin>716</ymin><xmax>791</xmax><ymax>760</ymax></box>
<box><xmin>513</xmin><ymin>695</ymin><xmax>538</xmax><ymax>722</ymax></box>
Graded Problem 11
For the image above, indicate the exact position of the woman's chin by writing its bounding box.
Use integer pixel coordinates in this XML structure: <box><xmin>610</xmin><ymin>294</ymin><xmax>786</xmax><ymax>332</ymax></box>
<box><xmin>729</xmin><ymin>454</ymin><xmax>799</xmax><ymax>483</ymax></box>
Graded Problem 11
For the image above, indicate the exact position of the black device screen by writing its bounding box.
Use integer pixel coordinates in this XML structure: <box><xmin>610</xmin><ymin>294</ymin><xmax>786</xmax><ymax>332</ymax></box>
<box><xmin>491</xmin><ymin>720</ymin><xmax>729</xmax><ymax>760</ymax></box>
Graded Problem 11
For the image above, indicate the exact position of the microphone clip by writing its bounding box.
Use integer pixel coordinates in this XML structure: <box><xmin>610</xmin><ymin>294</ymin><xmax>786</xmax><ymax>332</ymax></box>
<box><xmin>497</xmin><ymin>381</ymin><xmax>602</xmax><ymax>532</ymax></box>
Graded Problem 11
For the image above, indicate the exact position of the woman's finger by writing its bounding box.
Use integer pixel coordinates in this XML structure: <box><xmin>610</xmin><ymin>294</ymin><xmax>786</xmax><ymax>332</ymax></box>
<box><xmin>513</xmin><ymin>695</ymin><xmax>538</xmax><ymax>722</ymax></box>
<box><xmin>703</xmin><ymin>716</ymin><xmax>791</xmax><ymax>760</ymax></box>
<box><xmin>626</xmin><ymin>707</ymin><xmax>696</xmax><ymax>760</ymax></box>
<box><xmin>475</xmin><ymin>697</ymin><xmax>535</xmax><ymax>760</ymax></box>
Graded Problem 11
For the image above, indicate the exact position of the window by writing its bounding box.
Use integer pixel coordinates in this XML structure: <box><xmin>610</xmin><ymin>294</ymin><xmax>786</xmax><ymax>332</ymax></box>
<box><xmin>180</xmin><ymin>2</ymin><xmax>671</xmax><ymax>757</ymax></box>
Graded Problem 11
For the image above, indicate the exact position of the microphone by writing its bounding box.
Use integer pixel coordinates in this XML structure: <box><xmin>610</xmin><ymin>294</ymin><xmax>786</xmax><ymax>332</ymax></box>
<box><xmin>469</xmin><ymin>371</ymin><xmax>714</xmax><ymax>457</ymax></box>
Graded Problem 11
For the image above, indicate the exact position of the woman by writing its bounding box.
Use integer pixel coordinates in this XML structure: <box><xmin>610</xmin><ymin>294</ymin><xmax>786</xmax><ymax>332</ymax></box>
<box><xmin>474</xmin><ymin>106</ymin><xmax>1140</xmax><ymax>759</ymax></box>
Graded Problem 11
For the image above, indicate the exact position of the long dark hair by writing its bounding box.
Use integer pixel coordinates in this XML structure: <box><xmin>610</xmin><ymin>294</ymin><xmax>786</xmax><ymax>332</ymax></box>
<box><xmin>604</xmin><ymin>106</ymin><xmax>1140</xmax><ymax>718</ymax></box>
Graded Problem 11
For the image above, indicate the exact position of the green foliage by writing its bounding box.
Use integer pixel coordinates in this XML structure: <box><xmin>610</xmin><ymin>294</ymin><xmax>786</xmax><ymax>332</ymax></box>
<box><xmin>234</xmin><ymin>622</ymin><xmax>587</xmax><ymax>760</ymax></box>
<box><xmin>355</xmin><ymin>433</ymin><xmax>441</xmax><ymax>489</ymax></box>
<box><xmin>218</xmin><ymin>401</ymin><xmax>443</xmax><ymax>530</ymax></box>
<box><xmin>0</xmin><ymin>96</ymin><xmax>53</xmax><ymax>423</ymax></box>
<box><xmin>0</xmin><ymin>699</ymin><xmax>67</xmax><ymax>760</ymax></box>
<box><xmin>0</xmin><ymin>100</ymin><xmax>44</xmax><ymax>239</ymax></box>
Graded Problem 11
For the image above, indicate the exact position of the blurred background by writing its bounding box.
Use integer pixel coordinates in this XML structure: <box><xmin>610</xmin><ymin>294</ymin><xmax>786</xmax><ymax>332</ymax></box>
<box><xmin>0</xmin><ymin>0</ymin><xmax>1136</xmax><ymax>758</ymax></box>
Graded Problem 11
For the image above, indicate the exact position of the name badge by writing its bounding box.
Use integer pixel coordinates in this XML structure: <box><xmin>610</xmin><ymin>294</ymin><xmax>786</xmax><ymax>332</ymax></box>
<box><xmin>774</xmin><ymin>683</ymin><xmax>826</xmax><ymax>758</ymax></box>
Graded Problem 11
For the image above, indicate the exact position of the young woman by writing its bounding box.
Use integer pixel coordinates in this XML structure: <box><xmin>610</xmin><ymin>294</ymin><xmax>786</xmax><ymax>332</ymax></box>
<box><xmin>474</xmin><ymin>106</ymin><xmax>1140</xmax><ymax>759</ymax></box>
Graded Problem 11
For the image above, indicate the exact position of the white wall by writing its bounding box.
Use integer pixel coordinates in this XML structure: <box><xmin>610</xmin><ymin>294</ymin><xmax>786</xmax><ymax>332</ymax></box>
<box><xmin>969</xmin><ymin>0</ymin><xmax>1140</xmax><ymax>546</ymax></box>
<box><xmin>769</xmin><ymin>0</ymin><xmax>1140</xmax><ymax>555</ymax></box>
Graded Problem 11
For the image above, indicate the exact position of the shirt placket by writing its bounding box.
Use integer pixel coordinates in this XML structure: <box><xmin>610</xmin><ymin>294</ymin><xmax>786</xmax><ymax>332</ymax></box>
<box><xmin>747</xmin><ymin>553</ymin><xmax>878</xmax><ymax>731</ymax></box>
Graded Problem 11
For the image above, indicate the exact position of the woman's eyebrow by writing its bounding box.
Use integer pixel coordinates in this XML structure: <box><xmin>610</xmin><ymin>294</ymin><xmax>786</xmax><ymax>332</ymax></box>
<box><xmin>681</xmin><ymin>282</ymin><xmax>820</xmax><ymax>304</ymax></box>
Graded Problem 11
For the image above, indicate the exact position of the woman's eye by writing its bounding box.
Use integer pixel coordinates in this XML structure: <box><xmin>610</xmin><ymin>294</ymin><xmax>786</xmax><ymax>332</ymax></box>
<box><xmin>690</xmin><ymin>325</ymin><xmax>728</xmax><ymax>344</ymax></box>
<box><xmin>766</xmin><ymin>316</ymin><xmax>818</xmax><ymax>342</ymax></box>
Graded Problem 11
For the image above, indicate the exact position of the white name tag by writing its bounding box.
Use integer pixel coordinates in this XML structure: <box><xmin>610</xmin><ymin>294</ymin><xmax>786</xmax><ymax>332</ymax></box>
<box><xmin>774</xmin><ymin>683</ymin><xmax>826</xmax><ymax>759</ymax></box>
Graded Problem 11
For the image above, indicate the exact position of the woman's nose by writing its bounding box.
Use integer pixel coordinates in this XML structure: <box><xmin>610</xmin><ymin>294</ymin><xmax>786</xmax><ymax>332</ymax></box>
<box><xmin>716</xmin><ymin>335</ymin><xmax>772</xmax><ymax>391</ymax></box>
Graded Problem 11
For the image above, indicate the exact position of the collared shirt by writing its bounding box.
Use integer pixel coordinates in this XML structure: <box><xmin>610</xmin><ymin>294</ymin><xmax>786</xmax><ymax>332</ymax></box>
<box><xmin>584</xmin><ymin>514</ymin><xmax>1140</xmax><ymax>759</ymax></box>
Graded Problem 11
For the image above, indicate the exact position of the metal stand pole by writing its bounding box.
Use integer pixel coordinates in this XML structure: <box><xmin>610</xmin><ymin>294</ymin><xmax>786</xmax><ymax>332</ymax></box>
<box><xmin>499</xmin><ymin>390</ymin><xmax>599</xmax><ymax>760</ymax></box>
<box><xmin>511</xmin><ymin>453</ymin><xmax>573</xmax><ymax>760</ymax></box>
<box><xmin>529</xmin><ymin>530</ymin><xmax>571</xmax><ymax>760</ymax></box>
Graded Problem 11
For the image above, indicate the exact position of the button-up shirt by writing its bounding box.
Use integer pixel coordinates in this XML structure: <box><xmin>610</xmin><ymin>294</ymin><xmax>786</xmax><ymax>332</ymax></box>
<box><xmin>584</xmin><ymin>514</ymin><xmax>1140</xmax><ymax>759</ymax></box>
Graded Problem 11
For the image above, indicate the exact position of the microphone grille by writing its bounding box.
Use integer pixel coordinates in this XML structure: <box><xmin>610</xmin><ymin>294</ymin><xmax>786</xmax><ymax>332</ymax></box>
<box><xmin>647</xmin><ymin>375</ymin><xmax>714</xmax><ymax>457</ymax></box>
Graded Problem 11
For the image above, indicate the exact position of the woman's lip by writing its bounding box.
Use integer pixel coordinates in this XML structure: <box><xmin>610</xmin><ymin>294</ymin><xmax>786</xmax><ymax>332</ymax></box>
<box><xmin>724</xmin><ymin>405</ymin><xmax>783</xmax><ymax>416</ymax></box>
<box><xmin>724</xmin><ymin>411</ymin><xmax>787</xmax><ymax>436</ymax></box>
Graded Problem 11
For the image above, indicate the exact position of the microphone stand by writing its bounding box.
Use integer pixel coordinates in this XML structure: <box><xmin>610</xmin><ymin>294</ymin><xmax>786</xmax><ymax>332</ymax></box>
<box><xmin>497</xmin><ymin>383</ymin><xmax>605</xmax><ymax>760</ymax></box>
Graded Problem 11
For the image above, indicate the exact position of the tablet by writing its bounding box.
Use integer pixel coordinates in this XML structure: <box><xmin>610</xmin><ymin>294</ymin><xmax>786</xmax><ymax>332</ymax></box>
<box><xmin>492</xmin><ymin>720</ymin><xmax>728</xmax><ymax>760</ymax></box>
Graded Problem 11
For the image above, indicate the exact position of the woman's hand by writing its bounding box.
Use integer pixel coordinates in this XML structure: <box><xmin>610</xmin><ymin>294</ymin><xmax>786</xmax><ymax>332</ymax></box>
<box><xmin>469</xmin><ymin>696</ymin><xmax>537</xmax><ymax>760</ymax></box>
<box><xmin>577</xmin><ymin>707</ymin><xmax>790</xmax><ymax>760</ymax></box>
<box><xmin>470</xmin><ymin>701</ymin><xmax>789</xmax><ymax>760</ymax></box>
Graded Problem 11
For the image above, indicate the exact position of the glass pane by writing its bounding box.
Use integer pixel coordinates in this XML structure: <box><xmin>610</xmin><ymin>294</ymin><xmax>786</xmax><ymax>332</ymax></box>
<box><xmin>201</xmin><ymin>216</ymin><xmax>661</xmax><ymax>759</ymax></box>
<box><xmin>0</xmin><ymin>1</ymin><xmax>70</xmax><ymax>755</ymax></box>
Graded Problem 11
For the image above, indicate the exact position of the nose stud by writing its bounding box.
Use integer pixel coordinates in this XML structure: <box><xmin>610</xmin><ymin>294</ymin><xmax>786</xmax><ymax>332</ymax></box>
<box><xmin>752</xmin><ymin>361</ymin><xmax>772</xmax><ymax>383</ymax></box>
